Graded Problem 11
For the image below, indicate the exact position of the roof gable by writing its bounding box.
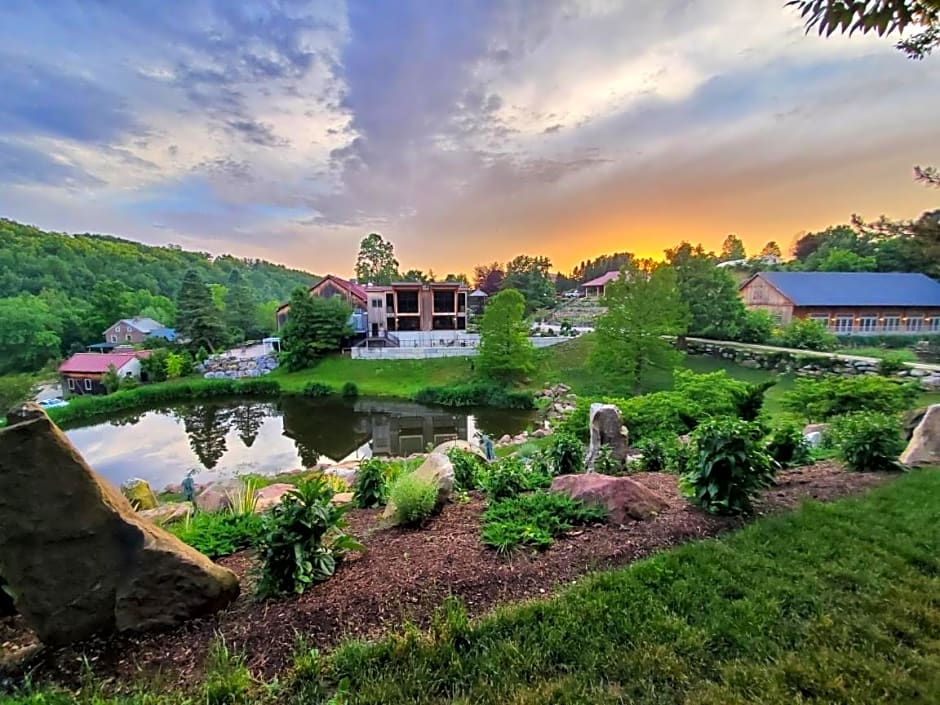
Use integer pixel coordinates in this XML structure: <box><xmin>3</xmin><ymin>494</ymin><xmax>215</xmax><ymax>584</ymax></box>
<box><xmin>581</xmin><ymin>271</ymin><xmax>622</xmax><ymax>288</ymax></box>
<box><xmin>58</xmin><ymin>351</ymin><xmax>152</xmax><ymax>374</ymax></box>
<box><xmin>752</xmin><ymin>272</ymin><xmax>940</xmax><ymax>307</ymax></box>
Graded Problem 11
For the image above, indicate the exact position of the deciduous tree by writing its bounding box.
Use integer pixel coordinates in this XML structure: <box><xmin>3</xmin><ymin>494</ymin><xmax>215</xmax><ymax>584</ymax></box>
<box><xmin>667</xmin><ymin>243</ymin><xmax>748</xmax><ymax>341</ymax></box>
<box><xmin>719</xmin><ymin>234</ymin><xmax>747</xmax><ymax>262</ymax></box>
<box><xmin>502</xmin><ymin>255</ymin><xmax>555</xmax><ymax>313</ymax></box>
<box><xmin>591</xmin><ymin>264</ymin><xmax>688</xmax><ymax>394</ymax></box>
<box><xmin>477</xmin><ymin>289</ymin><xmax>535</xmax><ymax>383</ymax></box>
<box><xmin>355</xmin><ymin>233</ymin><xmax>399</xmax><ymax>285</ymax></box>
<box><xmin>280</xmin><ymin>289</ymin><xmax>352</xmax><ymax>371</ymax></box>
<box><xmin>473</xmin><ymin>262</ymin><xmax>504</xmax><ymax>294</ymax></box>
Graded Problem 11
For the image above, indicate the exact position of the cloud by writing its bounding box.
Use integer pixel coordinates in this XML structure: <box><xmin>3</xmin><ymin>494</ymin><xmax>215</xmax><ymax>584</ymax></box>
<box><xmin>0</xmin><ymin>139</ymin><xmax>105</xmax><ymax>188</ymax></box>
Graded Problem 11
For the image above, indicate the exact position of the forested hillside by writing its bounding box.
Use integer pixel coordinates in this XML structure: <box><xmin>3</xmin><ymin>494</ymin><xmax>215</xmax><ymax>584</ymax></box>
<box><xmin>0</xmin><ymin>219</ymin><xmax>318</xmax><ymax>374</ymax></box>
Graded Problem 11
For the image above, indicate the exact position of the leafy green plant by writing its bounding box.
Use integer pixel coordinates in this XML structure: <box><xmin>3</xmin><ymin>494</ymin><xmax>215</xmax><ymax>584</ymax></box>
<box><xmin>781</xmin><ymin>375</ymin><xmax>919</xmax><ymax>421</ymax></box>
<box><xmin>169</xmin><ymin>511</ymin><xmax>264</xmax><ymax>559</ymax></box>
<box><xmin>353</xmin><ymin>458</ymin><xmax>388</xmax><ymax>508</ymax></box>
<box><xmin>877</xmin><ymin>352</ymin><xmax>908</xmax><ymax>376</ymax></box>
<box><xmin>301</xmin><ymin>381</ymin><xmax>334</xmax><ymax>397</ymax></box>
<box><xmin>478</xmin><ymin>456</ymin><xmax>552</xmax><ymax>501</ymax></box>
<box><xmin>481</xmin><ymin>491</ymin><xmax>607</xmax><ymax>554</ymax></box>
<box><xmin>679</xmin><ymin>418</ymin><xmax>778</xmax><ymax>515</ymax></box>
<box><xmin>830</xmin><ymin>412</ymin><xmax>906</xmax><ymax>472</ymax></box>
<box><xmin>388</xmin><ymin>473</ymin><xmax>438</xmax><ymax>526</ymax></box>
<box><xmin>447</xmin><ymin>448</ymin><xmax>484</xmax><ymax>492</ymax></box>
<box><xmin>256</xmin><ymin>478</ymin><xmax>362</xmax><ymax>598</ymax></box>
<box><xmin>591</xmin><ymin>445</ymin><xmax>619</xmax><ymax>474</ymax></box>
<box><xmin>774</xmin><ymin>317</ymin><xmax>837</xmax><ymax>351</ymax></box>
<box><xmin>341</xmin><ymin>381</ymin><xmax>359</xmax><ymax>398</ymax></box>
<box><xmin>637</xmin><ymin>435</ymin><xmax>677</xmax><ymax>473</ymax></box>
<box><xmin>547</xmin><ymin>432</ymin><xmax>584</xmax><ymax>475</ymax></box>
<box><xmin>414</xmin><ymin>380</ymin><xmax>534</xmax><ymax>409</ymax></box>
<box><xmin>766</xmin><ymin>424</ymin><xmax>812</xmax><ymax>468</ymax></box>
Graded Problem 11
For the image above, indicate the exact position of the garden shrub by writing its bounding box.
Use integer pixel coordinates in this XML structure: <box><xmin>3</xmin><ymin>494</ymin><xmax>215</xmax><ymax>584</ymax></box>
<box><xmin>388</xmin><ymin>473</ymin><xmax>439</xmax><ymax>526</ymax></box>
<box><xmin>636</xmin><ymin>435</ymin><xmax>677</xmax><ymax>473</ymax></box>
<box><xmin>781</xmin><ymin>375</ymin><xmax>920</xmax><ymax>421</ymax></box>
<box><xmin>591</xmin><ymin>445</ymin><xmax>619</xmax><ymax>474</ymax></box>
<box><xmin>169</xmin><ymin>511</ymin><xmax>264</xmax><ymax>559</ymax></box>
<box><xmin>413</xmin><ymin>381</ymin><xmax>534</xmax><ymax>409</ymax></box>
<box><xmin>353</xmin><ymin>458</ymin><xmax>388</xmax><ymax>508</ymax></box>
<box><xmin>479</xmin><ymin>456</ymin><xmax>552</xmax><ymax>501</ymax></box>
<box><xmin>765</xmin><ymin>424</ymin><xmax>812</xmax><ymax>468</ymax></box>
<box><xmin>679</xmin><ymin>418</ymin><xmax>778</xmax><ymax>515</ymax></box>
<box><xmin>734</xmin><ymin>380</ymin><xmax>776</xmax><ymax>421</ymax></box>
<box><xmin>547</xmin><ymin>432</ymin><xmax>584</xmax><ymax>475</ymax></box>
<box><xmin>256</xmin><ymin>478</ymin><xmax>361</xmax><ymax>597</ymax></box>
<box><xmin>341</xmin><ymin>381</ymin><xmax>359</xmax><ymax>398</ymax></box>
<box><xmin>481</xmin><ymin>491</ymin><xmax>607</xmax><ymax>554</ymax></box>
<box><xmin>774</xmin><ymin>317</ymin><xmax>837</xmax><ymax>351</ymax></box>
<box><xmin>301</xmin><ymin>382</ymin><xmax>333</xmax><ymax>397</ymax></box>
<box><xmin>447</xmin><ymin>448</ymin><xmax>484</xmax><ymax>492</ymax></box>
<box><xmin>877</xmin><ymin>352</ymin><xmax>908</xmax><ymax>376</ymax></box>
<box><xmin>830</xmin><ymin>412</ymin><xmax>905</xmax><ymax>472</ymax></box>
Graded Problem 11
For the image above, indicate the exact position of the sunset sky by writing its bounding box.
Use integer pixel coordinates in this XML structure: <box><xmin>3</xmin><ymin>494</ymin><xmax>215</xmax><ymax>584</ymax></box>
<box><xmin>1</xmin><ymin>1</ymin><xmax>937</xmax><ymax>277</ymax></box>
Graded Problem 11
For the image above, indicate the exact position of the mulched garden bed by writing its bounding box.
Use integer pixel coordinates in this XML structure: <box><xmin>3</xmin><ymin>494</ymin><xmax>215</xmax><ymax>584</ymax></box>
<box><xmin>1</xmin><ymin>462</ymin><xmax>890</xmax><ymax>690</ymax></box>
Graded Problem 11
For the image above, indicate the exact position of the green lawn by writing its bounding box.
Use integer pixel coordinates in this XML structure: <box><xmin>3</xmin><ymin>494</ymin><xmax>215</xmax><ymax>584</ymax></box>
<box><xmin>270</xmin><ymin>355</ymin><xmax>472</xmax><ymax>397</ymax></box>
<box><xmin>835</xmin><ymin>346</ymin><xmax>918</xmax><ymax>362</ymax></box>
<box><xmin>15</xmin><ymin>470</ymin><xmax>940</xmax><ymax>704</ymax></box>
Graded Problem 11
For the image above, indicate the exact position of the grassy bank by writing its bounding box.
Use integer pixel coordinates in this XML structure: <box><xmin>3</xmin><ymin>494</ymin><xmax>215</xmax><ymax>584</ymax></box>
<box><xmin>11</xmin><ymin>470</ymin><xmax>940</xmax><ymax>703</ymax></box>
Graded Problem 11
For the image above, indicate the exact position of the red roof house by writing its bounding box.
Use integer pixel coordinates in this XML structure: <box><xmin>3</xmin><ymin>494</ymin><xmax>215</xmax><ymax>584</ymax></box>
<box><xmin>59</xmin><ymin>351</ymin><xmax>152</xmax><ymax>396</ymax></box>
<box><xmin>580</xmin><ymin>270</ymin><xmax>623</xmax><ymax>297</ymax></box>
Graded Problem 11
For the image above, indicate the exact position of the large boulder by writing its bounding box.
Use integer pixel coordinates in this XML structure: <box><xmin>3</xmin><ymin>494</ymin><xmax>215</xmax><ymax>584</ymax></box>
<box><xmin>551</xmin><ymin>473</ymin><xmax>668</xmax><ymax>524</ymax></box>
<box><xmin>383</xmin><ymin>452</ymin><xmax>454</xmax><ymax>519</ymax></box>
<box><xmin>254</xmin><ymin>483</ymin><xmax>296</xmax><ymax>513</ymax></box>
<box><xmin>195</xmin><ymin>478</ymin><xmax>245</xmax><ymax>513</ymax></box>
<box><xmin>430</xmin><ymin>438</ymin><xmax>487</xmax><ymax>461</ymax></box>
<box><xmin>121</xmin><ymin>478</ymin><xmax>158</xmax><ymax>510</ymax></box>
<box><xmin>138</xmin><ymin>502</ymin><xmax>193</xmax><ymax>525</ymax></box>
<box><xmin>585</xmin><ymin>403</ymin><xmax>630</xmax><ymax>471</ymax></box>
<box><xmin>0</xmin><ymin>403</ymin><xmax>239</xmax><ymax>646</ymax></box>
<box><xmin>900</xmin><ymin>404</ymin><xmax>940</xmax><ymax>466</ymax></box>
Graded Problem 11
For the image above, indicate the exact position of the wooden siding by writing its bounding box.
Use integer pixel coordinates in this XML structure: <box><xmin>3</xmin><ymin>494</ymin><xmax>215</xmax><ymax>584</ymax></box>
<box><xmin>739</xmin><ymin>277</ymin><xmax>794</xmax><ymax>323</ymax></box>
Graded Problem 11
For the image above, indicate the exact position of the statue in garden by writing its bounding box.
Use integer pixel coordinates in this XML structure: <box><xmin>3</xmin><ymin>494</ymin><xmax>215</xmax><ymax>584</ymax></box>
<box><xmin>181</xmin><ymin>471</ymin><xmax>196</xmax><ymax>503</ymax></box>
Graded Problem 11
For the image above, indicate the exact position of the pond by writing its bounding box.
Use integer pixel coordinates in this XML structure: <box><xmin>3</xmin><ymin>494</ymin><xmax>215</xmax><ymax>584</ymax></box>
<box><xmin>63</xmin><ymin>397</ymin><xmax>536</xmax><ymax>490</ymax></box>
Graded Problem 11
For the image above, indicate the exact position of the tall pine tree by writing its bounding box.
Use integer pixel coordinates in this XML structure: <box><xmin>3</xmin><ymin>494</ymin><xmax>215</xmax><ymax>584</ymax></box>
<box><xmin>176</xmin><ymin>269</ymin><xmax>228</xmax><ymax>352</ymax></box>
<box><xmin>224</xmin><ymin>269</ymin><xmax>258</xmax><ymax>342</ymax></box>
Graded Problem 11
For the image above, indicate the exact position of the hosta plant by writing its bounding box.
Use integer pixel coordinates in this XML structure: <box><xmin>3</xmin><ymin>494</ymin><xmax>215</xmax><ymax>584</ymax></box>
<box><xmin>256</xmin><ymin>477</ymin><xmax>362</xmax><ymax>598</ymax></box>
<box><xmin>830</xmin><ymin>411</ymin><xmax>905</xmax><ymax>472</ymax></box>
<box><xmin>353</xmin><ymin>458</ymin><xmax>388</xmax><ymax>508</ymax></box>
<box><xmin>765</xmin><ymin>424</ymin><xmax>812</xmax><ymax>468</ymax></box>
<box><xmin>679</xmin><ymin>418</ymin><xmax>778</xmax><ymax>515</ymax></box>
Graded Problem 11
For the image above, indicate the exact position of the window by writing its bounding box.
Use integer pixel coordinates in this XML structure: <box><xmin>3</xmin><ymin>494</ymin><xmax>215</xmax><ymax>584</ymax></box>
<box><xmin>67</xmin><ymin>378</ymin><xmax>75</xmax><ymax>391</ymax></box>
<box><xmin>115</xmin><ymin>325</ymin><xmax>122</xmax><ymax>333</ymax></box>
<box><xmin>931</xmin><ymin>317</ymin><xmax>940</xmax><ymax>332</ymax></box>
<box><xmin>371</xmin><ymin>298</ymin><xmax>383</xmax><ymax>309</ymax></box>
<box><xmin>883</xmin><ymin>316</ymin><xmax>901</xmax><ymax>332</ymax></box>
<box><xmin>907</xmin><ymin>316</ymin><xmax>923</xmax><ymax>332</ymax></box>
<box><xmin>125</xmin><ymin>334</ymin><xmax>132</xmax><ymax>341</ymax></box>
<box><xmin>83</xmin><ymin>379</ymin><xmax>92</xmax><ymax>391</ymax></box>
<box><xmin>858</xmin><ymin>316</ymin><xmax>877</xmax><ymax>333</ymax></box>
<box><xmin>809</xmin><ymin>314</ymin><xmax>829</xmax><ymax>329</ymax></box>
<box><xmin>834</xmin><ymin>316</ymin><xmax>853</xmax><ymax>334</ymax></box>
<box><xmin>110</xmin><ymin>335</ymin><xmax>117</xmax><ymax>343</ymax></box>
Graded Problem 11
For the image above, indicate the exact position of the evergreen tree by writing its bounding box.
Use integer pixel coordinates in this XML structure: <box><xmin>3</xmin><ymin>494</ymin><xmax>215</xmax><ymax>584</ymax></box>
<box><xmin>477</xmin><ymin>289</ymin><xmax>534</xmax><ymax>383</ymax></box>
<box><xmin>591</xmin><ymin>264</ymin><xmax>688</xmax><ymax>394</ymax></box>
<box><xmin>176</xmin><ymin>269</ymin><xmax>228</xmax><ymax>352</ymax></box>
<box><xmin>181</xmin><ymin>404</ymin><xmax>233</xmax><ymax>470</ymax></box>
<box><xmin>280</xmin><ymin>289</ymin><xmax>352</xmax><ymax>371</ymax></box>
<box><xmin>233</xmin><ymin>403</ymin><xmax>269</xmax><ymax>448</ymax></box>
<box><xmin>224</xmin><ymin>270</ymin><xmax>258</xmax><ymax>342</ymax></box>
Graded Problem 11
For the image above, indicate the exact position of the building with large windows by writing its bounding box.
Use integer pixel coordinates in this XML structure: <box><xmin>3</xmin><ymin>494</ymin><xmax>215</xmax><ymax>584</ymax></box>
<box><xmin>739</xmin><ymin>272</ymin><xmax>940</xmax><ymax>335</ymax></box>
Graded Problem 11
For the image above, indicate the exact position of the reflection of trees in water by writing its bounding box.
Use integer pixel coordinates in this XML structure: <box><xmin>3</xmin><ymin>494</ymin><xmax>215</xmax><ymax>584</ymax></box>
<box><xmin>232</xmin><ymin>402</ymin><xmax>270</xmax><ymax>448</ymax></box>
<box><xmin>279</xmin><ymin>397</ymin><xmax>371</xmax><ymax>467</ymax></box>
<box><xmin>179</xmin><ymin>404</ymin><xmax>234</xmax><ymax>470</ymax></box>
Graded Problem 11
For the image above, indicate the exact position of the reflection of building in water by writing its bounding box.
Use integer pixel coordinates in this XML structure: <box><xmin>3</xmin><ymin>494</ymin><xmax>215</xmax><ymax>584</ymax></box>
<box><xmin>369</xmin><ymin>412</ymin><xmax>468</xmax><ymax>456</ymax></box>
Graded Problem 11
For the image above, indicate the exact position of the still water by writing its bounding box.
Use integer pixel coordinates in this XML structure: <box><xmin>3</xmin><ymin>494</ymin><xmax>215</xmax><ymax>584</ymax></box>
<box><xmin>63</xmin><ymin>397</ymin><xmax>535</xmax><ymax>490</ymax></box>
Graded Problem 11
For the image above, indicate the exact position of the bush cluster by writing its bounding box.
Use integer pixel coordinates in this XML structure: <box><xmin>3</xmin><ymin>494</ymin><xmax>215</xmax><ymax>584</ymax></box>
<box><xmin>830</xmin><ymin>412</ymin><xmax>905</xmax><ymax>472</ymax></box>
<box><xmin>781</xmin><ymin>375</ymin><xmax>919</xmax><ymax>421</ymax></box>
<box><xmin>353</xmin><ymin>458</ymin><xmax>388</xmax><ymax>508</ymax></box>
<box><xmin>169</xmin><ymin>512</ymin><xmax>264</xmax><ymax>559</ymax></box>
<box><xmin>478</xmin><ymin>456</ymin><xmax>552</xmax><ymax>501</ymax></box>
<box><xmin>765</xmin><ymin>424</ymin><xmax>812</xmax><ymax>468</ymax></box>
<box><xmin>256</xmin><ymin>478</ymin><xmax>361</xmax><ymax>598</ymax></box>
<box><xmin>301</xmin><ymin>382</ymin><xmax>333</xmax><ymax>397</ymax></box>
<box><xmin>388</xmin><ymin>474</ymin><xmax>439</xmax><ymax>526</ymax></box>
<box><xmin>679</xmin><ymin>418</ymin><xmax>778</xmax><ymax>515</ymax></box>
<box><xmin>414</xmin><ymin>381</ymin><xmax>534</xmax><ymax>409</ymax></box>
<box><xmin>447</xmin><ymin>448</ymin><xmax>485</xmax><ymax>492</ymax></box>
<box><xmin>547</xmin><ymin>432</ymin><xmax>584</xmax><ymax>475</ymax></box>
<box><xmin>481</xmin><ymin>491</ymin><xmax>607</xmax><ymax>554</ymax></box>
<box><xmin>773</xmin><ymin>318</ymin><xmax>837</xmax><ymax>351</ymax></box>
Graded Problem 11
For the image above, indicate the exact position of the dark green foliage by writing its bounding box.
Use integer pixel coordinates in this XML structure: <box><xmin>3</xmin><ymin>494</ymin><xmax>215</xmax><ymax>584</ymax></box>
<box><xmin>679</xmin><ymin>418</ymin><xmax>778</xmax><ymax>515</ymax></box>
<box><xmin>256</xmin><ymin>478</ymin><xmax>361</xmax><ymax>598</ymax></box>
<box><xmin>547</xmin><ymin>432</ymin><xmax>584</xmax><ymax>475</ymax></box>
<box><xmin>447</xmin><ymin>448</ymin><xmax>485</xmax><ymax>491</ymax></box>
<box><xmin>140</xmin><ymin>348</ymin><xmax>169</xmax><ymax>383</ymax></box>
<box><xmin>477</xmin><ymin>288</ymin><xmax>535</xmax><ymax>383</ymax></box>
<box><xmin>636</xmin><ymin>435</ymin><xmax>677</xmax><ymax>472</ymax></box>
<box><xmin>735</xmin><ymin>380</ymin><xmax>776</xmax><ymax>421</ymax></box>
<box><xmin>223</xmin><ymin>270</ymin><xmax>260</xmax><ymax>342</ymax></box>
<box><xmin>388</xmin><ymin>474</ymin><xmax>438</xmax><ymax>526</ymax></box>
<box><xmin>830</xmin><ymin>412</ymin><xmax>906</xmax><ymax>472</ymax></box>
<box><xmin>781</xmin><ymin>375</ymin><xmax>920</xmax><ymax>421</ymax></box>
<box><xmin>414</xmin><ymin>381</ymin><xmax>534</xmax><ymax>409</ymax></box>
<box><xmin>591</xmin><ymin>445</ymin><xmax>619</xmax><ymax>474</ymax></box>
<box><xmin>342</xmin><ymin>381</ymin><xmax>360</xmax><ymax>398</ymax></box>
<box><xmin>301</xmin><ymin>382</ymin><xmax>334</xmax><ymax>397</ymax></box>
<box><xmin>774</xmin><ymin>318</ymin><xmax>837</xmax><ymax>351</ymax></box>
<box><xmin>281</xmin><ymin>288</ymin><xmax>353</xmax><ymax>371</ymax></box>
<box><xmin>877</xmin><ymin>352</ymin><xmax>908</xmax><ymax>376</ymax></box>
<box><xmin>766</xmin><ymin>424</ymin><xmax>812</xmax><ymax>468</ymax></box>
<box><xmin>478</xmin><ymin>456</ymin><xmax>552</xmax><ymax>501</ymax></box>
<box><xmin>176</xmin><ymin>269</ymin><xmax>229</xmax><ymax>352</ymax></box>
<box><xmin>0</xmin><ymin>374</ymin><xmax>36</xmax><ymax>411</ymax></box>
<box><xmin>737</xmin><ymin>309</ymin><xmax>775</xmax><ymax>344</ymax></box>
<box><xmin>481</xmin><ymin>491</ymin><xmax>607</xmax><ymax>554</ymax></box>
<box><xmin>168</xmin><ymin>512</ymin><xmax>264</xmax><ymax>559</ymax></box>
<box><xmin>501</xmin><ymin>254</ymin><xmax>556</xmax><ymax>313</ymax></box>
<box><xmin>353</xmin><ymin>459</ymin><xmax>388</xmax><ymax>508</ymax></box>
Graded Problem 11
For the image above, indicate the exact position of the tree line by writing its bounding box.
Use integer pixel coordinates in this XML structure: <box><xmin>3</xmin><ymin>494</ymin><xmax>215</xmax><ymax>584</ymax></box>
<box><xmin>0</xmin><ymin>219</ymin><xmax>318</xmax><ymax>374</ymax></box>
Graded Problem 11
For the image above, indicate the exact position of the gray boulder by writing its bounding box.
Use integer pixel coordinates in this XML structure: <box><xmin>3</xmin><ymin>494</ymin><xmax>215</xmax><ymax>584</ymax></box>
<box><xmin>585</xmin><ymin>403</ymin><xmax>629</xmax><ymax>471</ymax></box>
<box><xmin>900</xmin><ymin>404</ymin><xmax>940</xmax><ymax>466</ymax></box>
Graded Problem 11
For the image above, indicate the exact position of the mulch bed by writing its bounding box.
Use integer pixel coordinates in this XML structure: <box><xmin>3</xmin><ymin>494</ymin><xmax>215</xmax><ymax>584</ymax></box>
<box><xmin>1</xmin><ymin>462</ymin><xmax>890</xmax><ymax>690</ymax></box>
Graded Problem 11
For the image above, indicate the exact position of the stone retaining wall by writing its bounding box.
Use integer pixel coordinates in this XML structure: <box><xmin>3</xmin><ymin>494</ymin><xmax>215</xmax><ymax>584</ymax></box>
<box><xmin>196</xmin><ymin>354</ymin><xmax>279</xmax><ymax>379</ymax></box>
<box><xmin>685</xmin><ymin>339</ymin><xmax>940</xmax><ymax>391</ymax></box>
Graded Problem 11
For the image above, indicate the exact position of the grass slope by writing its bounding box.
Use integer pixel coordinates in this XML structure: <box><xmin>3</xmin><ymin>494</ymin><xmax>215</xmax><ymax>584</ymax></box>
<box><xmin>11</xmin><ymin>470</ymin><xmax>940</xmax><ymax>704</ymax></box>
